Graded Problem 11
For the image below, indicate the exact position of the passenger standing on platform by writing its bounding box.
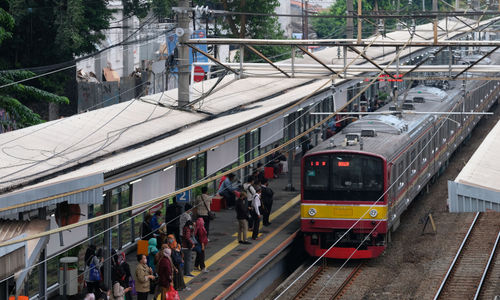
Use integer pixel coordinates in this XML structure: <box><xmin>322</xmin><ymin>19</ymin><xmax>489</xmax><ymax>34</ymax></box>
<box><xmin>165</xmin><ymin>196</ymin><xmax>182</xmax><ymax>243</ymax></box>
<box><xmin>194</xmin><ymin>187</ymin><xmax>212</xmax><ymax>236</ymax></box>
<box><xmin>111</xmin><ymin>265</ymin><xmax>132</xmax><ymax>300</ymax></box>
<box><xmin>111</xmin><ymin>249</ymin><xmax>132</xmax><ymax>300</ymax></box>
<box><xmin>135</xmin><ymin>254</ymin><xmax>155</xmax><ymax>300</ymax></box>
<box><xmin>147</xmin><ymin>238</ymin><xmax>159</xmax><ymax>272</ymax></box>
<box><xmin>251</xmin><ymin>188</ymin><xmax>262</xmax><ymax>240</ymax></box>
<box><xmin>167</xmin><ymin>234</ymin><xmax>189</xmax><ymax>291</ymax></box>
<box><xmin>194</xmin><ymin>217</ymin><xmax>209</xmax><ymax>272</ymax></box>
<box><xmin>84</xmin><ymin>245</ymin><xmax>102</xmax><ymax>297</ymax></box>
<box><xmin>218</xmin><ymin>173</ymin><xmax>237</xmax><ymax>208</ymax></box>
<box><xmin>243</xmin><ymin>176</ymin><xmax>256</xmax><ymax>230</ymax></box>
<box><xmin>181</xmin><ymin>220</ymin><xmax>195</xmax><ymax>277</ymax></box>
<box><xmin>236</xmin><ymin>192</ymin><xmax>251</xmax><ymax>244</ymax></box>
<box><xmin>150</xmin><ymin>210</ymin><xmax>162</xmax><ymax>233</ymax></box>
<box><xmin>260</xmin><ymin>178</ymin><xmax>274</xmax><ymax>226</ymax></box>
<box><xmin>270</xmin><ymin>145</ymin><xmax>286</xmax><ymax>178</ymax></box>
<box><xmin>141</xmin><ymin>214</ymin><xmax>153</xmax><ymax>241</ymax></box>
<box><xmin>179</xmin><ymin>203</ymin><xmax>192</xmax><ymax>238</ymax></box>
<box><xmin>156</xmin><ymin>248</ymin><xmax>173</xmax><ymax>300</ymax></box>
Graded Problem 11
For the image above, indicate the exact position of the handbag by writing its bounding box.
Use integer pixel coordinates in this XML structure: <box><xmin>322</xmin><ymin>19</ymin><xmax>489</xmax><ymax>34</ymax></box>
<box><xmin>89</xmin><ymin>262</ymin><xmax>101</xmax><ymax>282</ymax></box>
<box><xmin>129</xmin><ymin>278</ymin><xmax>137</xmax><ymax>296</ymax></box>
<box><xmin>165</xmin><ymin>285</ymin><xmax>180</xmax><ymax>300</ymax></box>
<box><xmin>202</xmin><ymin>197</ymin><xmax>215</xmax><ymax>220</ymax></box>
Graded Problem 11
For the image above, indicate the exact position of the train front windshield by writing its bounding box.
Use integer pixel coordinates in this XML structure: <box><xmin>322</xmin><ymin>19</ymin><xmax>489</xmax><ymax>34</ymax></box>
<box><xmin>304</xmin><ymin>154</ymin><xmax>384</xmax><ymax>201</ymax></box>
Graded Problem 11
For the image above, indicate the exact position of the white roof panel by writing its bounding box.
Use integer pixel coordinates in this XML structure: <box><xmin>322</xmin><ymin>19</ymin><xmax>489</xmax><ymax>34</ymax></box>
<box><xmin>455</xmin><ymin>119</ymin><xmax>500</xmax><ymax>193</ymax></box>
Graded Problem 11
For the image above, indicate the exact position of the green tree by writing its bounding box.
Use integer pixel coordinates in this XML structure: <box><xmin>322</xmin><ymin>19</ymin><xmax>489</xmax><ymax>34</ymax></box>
<box><xmin>123</xmin><ymin>0</ymin><xmax>175</xmax><ymax>19</ymax></box>
<box><xmin>213</xmin><ymin>0</ymin><xmax>289</xmax><ymax>62</ymax></box>
<box><xmin>312</xmin><ymin>0</ymin><xmax>424</xmax><ymax>39</ymax></box>
<box><xmin>0</xmin><ymin>0</ymin><xmax>112</xmax><ymax>129</ymax></box>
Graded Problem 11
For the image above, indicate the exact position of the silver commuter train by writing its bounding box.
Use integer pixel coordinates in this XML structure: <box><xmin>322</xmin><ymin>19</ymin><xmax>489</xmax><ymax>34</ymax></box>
<box><xmin>300</xmin><ymin>54</ymin><xmax>500</xmax><ymax>259</ymax></box>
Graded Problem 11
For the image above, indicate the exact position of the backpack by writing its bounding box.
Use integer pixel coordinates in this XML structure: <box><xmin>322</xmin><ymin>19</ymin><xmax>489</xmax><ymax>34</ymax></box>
<box><xmin>171</xmin><ymin>250</ymin><xmax>183</xmax><ymax>267</ymax></box>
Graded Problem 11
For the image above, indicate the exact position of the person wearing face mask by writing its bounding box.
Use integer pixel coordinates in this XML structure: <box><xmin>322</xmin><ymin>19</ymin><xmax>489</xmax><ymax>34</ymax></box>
<box><xmin>167</xmin><ymin>234</ymin><xmax>189</xmax><ymax>291</ymax></box>
<box><xmin>179</xmin><ymin>203</ymin><xmax>193</xmax><ymax>239</ymax></box>
<box><xmin>181</xmin><ymin>220</ymin><xmax>195</xmax><ymax>277</ymax></box>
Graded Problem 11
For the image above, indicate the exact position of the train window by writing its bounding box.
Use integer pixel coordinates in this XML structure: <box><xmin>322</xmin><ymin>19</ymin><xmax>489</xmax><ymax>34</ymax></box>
<box><xmin>398</xmin><ymin>161</ymin><xmax>405</xmax><ymax>190</ymax></box>
<box><xmin>410</xmin><ymin>149</ymin><xmax>417</xmax><ymax>176</ymax></box>
<box><xmin>330</xmin><ymin>154</ymin><xmax>384</xmax><ymax>201</ymax></box>
<box><xmin>303</xmin><ymin>156</ymin><xmax>330</xmax><ymax>200</ymax></box>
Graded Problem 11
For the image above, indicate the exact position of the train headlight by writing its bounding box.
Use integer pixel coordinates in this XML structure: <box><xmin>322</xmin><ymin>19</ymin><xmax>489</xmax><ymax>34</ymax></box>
<box><xmin>308</xmin><ymin>208</ymin><xmax>317</xmax><ymax>216</ymax></box>
<box><xmin>369</xmin><ymin>209</ymin><xmax>378</xmax><ymax>218</ymax></box>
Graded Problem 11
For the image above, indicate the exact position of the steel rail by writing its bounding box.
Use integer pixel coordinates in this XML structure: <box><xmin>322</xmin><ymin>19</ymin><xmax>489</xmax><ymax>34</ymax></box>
<box><xmin>293</xmin><ymin>264</ymin><xmax>325</xmax><ymax>299</ymax></box>
<box><xmin>473</xmin><ymin>231</ymin><xmax>500</xmax><ymax>300</ymax></box>
<box><xmin>433</xmin><ymin>212</ymin><xmax>481</xmax><ymax>300</ymax></box>
<box><xmin>331</xmin><ymin>263</ymin><xmax>363</xmax><ymax>300</ymax></box>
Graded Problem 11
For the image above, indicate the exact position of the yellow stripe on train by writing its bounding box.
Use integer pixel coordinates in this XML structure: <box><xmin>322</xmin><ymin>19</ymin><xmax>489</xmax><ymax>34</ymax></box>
<box><xmin>301</xmin><ymin>204</ymin><xmax>388</xmax><ymax>220</ymax></box>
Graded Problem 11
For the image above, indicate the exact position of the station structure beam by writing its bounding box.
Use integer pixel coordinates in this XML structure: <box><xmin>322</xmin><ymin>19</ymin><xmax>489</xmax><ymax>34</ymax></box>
<box><xmin>186</xmin><ymin>44</ymin><xmax>240</xmax><ymax>76</ymax></box>
<box><xmin>296</xmin><ymin>45</ymin><xmax>341</xmax><ymax>77</ymax></box>
<box><xmin>186</xmin><ymin>38</ymin><xmax>500</xmax><ymax>47</ymax></box>
<box><xmin>402</xmin><ymin>46</ymin><xmax>445</xmax><ymax>77</ymax></box>
<box><xmin>244</xmin><ymin>45</ymin><xmax>291</xmax><ymax>78</ymax></box>
<box><xmin>347</xmin><ymin>45</ymin><xmax>397</xmax><ymax>79</ymax></box>
<box><xmin>453</xmin><ymin>46</ymin><xmax>500</xmax><ymax>79</ymax></box>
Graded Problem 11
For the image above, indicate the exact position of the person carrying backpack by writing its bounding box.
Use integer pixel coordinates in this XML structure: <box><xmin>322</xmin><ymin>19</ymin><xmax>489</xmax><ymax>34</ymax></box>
<box><xmin>84</xmin><ymin>245</ymin><xmax>103</xmax><ymax>297</ymax></box>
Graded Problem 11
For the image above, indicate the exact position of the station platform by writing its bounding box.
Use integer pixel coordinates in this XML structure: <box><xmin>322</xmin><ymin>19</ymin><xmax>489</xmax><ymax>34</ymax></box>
<box><xmin>126</xmin><ymin>161</ymin><xmax>302</xmax><ymax>300</ymax></box>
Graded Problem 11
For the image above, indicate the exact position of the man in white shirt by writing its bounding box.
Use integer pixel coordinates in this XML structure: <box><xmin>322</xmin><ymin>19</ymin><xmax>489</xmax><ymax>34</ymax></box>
<box><xmin>251</xmin><ymin>188</ymin><xmax>262</xmax><ymax>240</ymax></box>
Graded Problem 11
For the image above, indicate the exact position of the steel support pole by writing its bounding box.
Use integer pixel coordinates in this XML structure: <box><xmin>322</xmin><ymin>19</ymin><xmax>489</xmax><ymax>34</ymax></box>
<box><xmin>285</xmin><ymin>116</ymin><xmax>296</xmax><ymax>191</ymax></box>
<box><xmin>178</xmin><ymin>0</ymin><xmax>191</xmax><ymax>107</ymax></box>
<box><xmin>239</xmin><ymin>45</ymin><xmax>245</xmax><ymax>79</ymax></box>
<box><xmin>117</xmin><ymin>187</ymin><xmax>122</xmax><ymax>249</ymax></box>
<box><xmin>103</xmin><ymin>191</ymin><xmax>112</xmax><ymax>290</ymax></box>
<box><xmin>291</xmin><ymin>46</ymin><xmax>295</xmax><ymax>77</ymax></box>
<box><xmin>0</xmin><ymin>280</ymin><xmax>7</xmax><ymax>300</ymax></box>
<box><xmin>38</xmin><ymin>208</ymin><xmax>47</xmax><ymax>300</ymax></box>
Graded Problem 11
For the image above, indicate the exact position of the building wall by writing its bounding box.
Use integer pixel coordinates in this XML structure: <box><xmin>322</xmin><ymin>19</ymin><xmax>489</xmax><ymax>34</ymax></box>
<box><xmin>448</xmin><ymin>181</ymin><xmax>500</xmax><ymax>212</ymax></box>
<box><xmin>277</xmin><ymin>0</ymin><xmax>293</xmax><ymax>37</ymax></box>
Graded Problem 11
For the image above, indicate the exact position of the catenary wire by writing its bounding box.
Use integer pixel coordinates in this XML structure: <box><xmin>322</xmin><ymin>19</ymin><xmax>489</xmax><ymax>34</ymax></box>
<box><xmin>275</xmin><ymin>21</ymin><xmax>497</xmax><ymax>296</ymax></box>
<box><xmin>0</xmin><ymin>86</ymin><xmax>332</xmax><ymax>292</ymax></box>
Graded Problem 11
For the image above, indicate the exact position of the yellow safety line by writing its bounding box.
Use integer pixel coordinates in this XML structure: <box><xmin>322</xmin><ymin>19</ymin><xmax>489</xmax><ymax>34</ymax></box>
<box><xmin>186</xmin><ymin>211</ymin><xmax>300</xmax><ymax>300</ymax></box>
<box><xmin>185</xmin><ymin>194</ymin><xmax>300</xmax><ymax>283</ymax></box>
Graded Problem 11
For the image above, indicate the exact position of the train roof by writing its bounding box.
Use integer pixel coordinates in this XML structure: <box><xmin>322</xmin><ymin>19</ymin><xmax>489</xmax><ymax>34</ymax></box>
<box><xmin>309</xmin><ymin>82</ymin><xmax>470</xmax><ymax>159</ymax></box>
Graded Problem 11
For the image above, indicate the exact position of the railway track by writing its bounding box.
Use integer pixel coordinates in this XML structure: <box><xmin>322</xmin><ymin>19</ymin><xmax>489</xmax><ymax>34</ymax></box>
<box><xmin>293</xmin><ymin>261</ymin><xmax>363</xmax><ymax>300</ymax></box>
<box><xmin>434</xmin><ymin>212</ymin><xmax>500</xmax><ymax>300</ymax></box>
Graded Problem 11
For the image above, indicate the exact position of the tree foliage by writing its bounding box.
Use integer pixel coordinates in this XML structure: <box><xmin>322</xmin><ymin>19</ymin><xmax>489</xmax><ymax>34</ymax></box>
<box><xmin>209</xmin><ymin>0</ymin><xmax>289</xmax><ymax>62</ymax></box>
<box><xmin>312</xmin><ymin>0</ymin><xmax>428</xmax><ymax>39</ymax></box>
<box><xmin>0</xmin><ymin>1</ymin><xmax>109</xmax><ymax>129</ymax></box>
<box><xmin>123</xmin><ymin>0</ymin><xmax>176</xmax><ymax>19</ymax></box>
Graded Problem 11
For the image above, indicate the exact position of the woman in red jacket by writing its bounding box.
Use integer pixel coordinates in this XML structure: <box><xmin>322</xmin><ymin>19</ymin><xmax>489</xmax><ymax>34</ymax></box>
<box><xmin>156</xmin><ymin>248</ymin><xmax>173</xmax><ymax>300</ymax></box>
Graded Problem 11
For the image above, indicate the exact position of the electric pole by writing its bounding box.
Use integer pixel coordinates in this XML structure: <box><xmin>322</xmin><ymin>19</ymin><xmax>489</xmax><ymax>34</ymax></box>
<box><xmin>178</xmin><ymin>0</ymin><xmax>190</xmax><ymax>107</ymax></box>
<box><xmin>304</xmin><ymin>0</ymin><xmax>309</xmax><ymax>40</ymax></box>
<box><xmin>347</xmin><ymin>0</ymin><xmax>353</xmax><ymax>39</ymax></box>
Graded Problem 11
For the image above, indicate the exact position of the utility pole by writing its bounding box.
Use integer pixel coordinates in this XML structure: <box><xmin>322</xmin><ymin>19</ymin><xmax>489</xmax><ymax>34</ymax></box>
<box><xmin>304</xmin><ymin>0</ymin><xmax>309</xmax><ymax>40</ymax></box>
<box><xmin>433</xmin><ymin>0</ymin><xmax>438</xmax><ymax>44</ymax></box>
<box><xmin>357</xmin><ymin>0</ymin><xmax>362</xmax><ymax>43</ymax></box>
<box><xmin>178</xmin><ymin>0</ymin><xmax>190</xmax><ymax>107</ymax></box>
<box><xmin>347</xmin><ymin>0</ymin><xmax>353</xmax><ymax>39</ymax></box>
